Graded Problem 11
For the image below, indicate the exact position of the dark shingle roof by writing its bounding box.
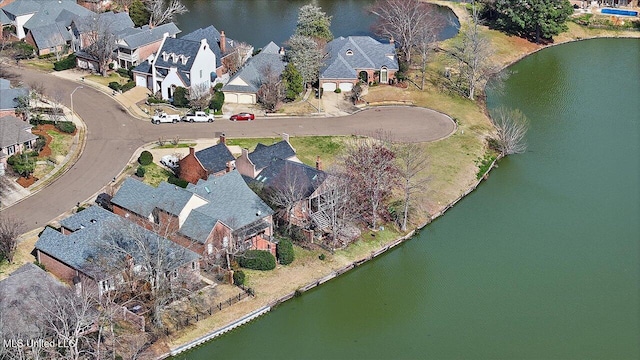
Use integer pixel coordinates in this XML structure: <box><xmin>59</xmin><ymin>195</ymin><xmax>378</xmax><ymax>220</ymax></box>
<box><xmin>23</xmin><ymin>0</ymin><xmax>93</xmax><ymax>30</ymax></box>
<box><xmin>155</xmin><ymin>181</ymin><xmax>197</xmax><ymax>216</ymax></box>
<box><xmin>0</xmin><ymin>115</ymin><xmax>37</xmax><ymax>149</ymax></box>
<box><xmin>73</xmin><ymin>11</ymin><xmax>134</xmax><ymax>34</ymax></box>
<box><xmin>0</xmin><ymin>8</ymin><xmax>11</xmax><ymax>25</ymax></box>
<box><xmin>181</xmin><ymin>25</ymin><xmax>230</xmax><ymax>69</ymax></box>
<box><xmin>1</xmin><ymin>0</ymin><xmax>41</xmax><ymax>17</ymax></box>
<box><xmin>59</xmin><ymin>205</ymin><xmax>115</xmax><ymax>231</ymax></box>
<box><xmin>132</xmin><ymin>60</ymin><xmax>152</xmax><ymax>75</ymax></box>
<box><xmin>222</xmin><ymin>41</ymin><xmax>285</xmax><ymax>94</ymax></box>
<box><xmin>181</xmin><ymin>170</ymin><xmax>274</xmax><ymax>242</ymax></box>
<box><xmin>119</xmin><ymin>22</ymin><xmax>180</xmax><ymax>50</ymax></box>
<box><xmin>0</xmin><ymin>263</ymin><xmax>67</xmax><ymax>336</ymax></box>
<box><xmin>0</xmin><ymin>80</ymin><xmax>29</xmax><ymax>110</ymax></box>
<box><xmin>154</xmin><ymin>37</ymin><xmax>200</xmax><ymax>72</ymax></box>
<box><xmin>248</xmin><ymin>140</ymin><xmax>296</xmax><ymax>171</ymax></box>
<box><xmin>320</xmin><ymin>36</ymin><xmax>398</xmax><ymax>80</ymax></box>
<box><xmin>111</xmin><ymin>177</ymin><xmax>157</xmax><ymax>217</ymax></box>
<box><xmin>254</xmin><ymin>158</ymin><xmax>327</xmax><ymax>199</ymax></box>
<box><xmin>35</xmin><ymin>206</ymin><xmax>200</xmax><ymax>280</ymax></box>
<box><xmin>195</xmin><ymin>143</ymin><xmax>235</xmax><ymax>173</ymax></box>
<box><xmin>28</xmin><ymin>22</ymin><xmax>72</xmax><ymax>50</ymax></box>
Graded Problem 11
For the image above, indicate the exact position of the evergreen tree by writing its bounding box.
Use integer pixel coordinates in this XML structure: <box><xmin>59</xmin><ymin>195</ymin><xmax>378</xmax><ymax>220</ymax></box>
<box><xmin>489</xmin><ymin>0</ymin><xmax>573</xmax><ymax>43</ymax></box>
<box><xmin>286</xmin><ymin>34</ymin><xmax>323</xmax><ymax>86</ymax></box>
<box><xmin>295</xmin><ymin>4</ymin><xmax>333</xmax><ymax>42</ymax></box>
<box><xmin>129</xmin><ymin>0</ymin><xmax>151</xmax><ymax>27</ymax></box>
<box><xmin>282</xmin><ymin>63</ymin><xmax>304</xmax><ymax>101</ymax></box>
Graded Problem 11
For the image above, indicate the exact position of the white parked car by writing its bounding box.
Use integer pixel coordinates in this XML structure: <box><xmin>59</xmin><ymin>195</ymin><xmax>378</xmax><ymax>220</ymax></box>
<box><xmin>151</xmin><ymin>112</ymin><xmax>180</xmax><ymax>124</ymax></box>
<box><xmin>160</xmin><ymin>155</ymin><xmax>179</xmax><ymax>170</ymax></box>
<box><xmin>182</xmin><ymin>111</ymin><xmax>214</xmax><ymax>123</ymax></box>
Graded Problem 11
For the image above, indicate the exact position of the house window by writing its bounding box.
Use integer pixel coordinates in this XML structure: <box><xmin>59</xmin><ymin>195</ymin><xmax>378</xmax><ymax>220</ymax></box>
<box><xmin>191</xmin><ymin>261</ymin><xmax>198</xmax><ymax>271</ymax></box>
<box><xmin>199</xmin><ymin>69</ymin><xmax>203</xmax><ymax>79</ymax></box>
<box><xmin>7</xmin><ymin>145</ymin><xmax>15</xmax><ymax>156</ymax></box>
<box><xmin>223</xmin><ymin>236</ymin><xmax>229</xmax><ymax>248</ymax></box>
<box><xmin>346</xmin><ymin>49</ymin><xmax>353</xmax><ymax>56</ymax></box>
<box><xmin>24</xmin><ymin>141</ymin><xmax>32</xmax><ymax>150</ymax></box>
<box><xmin>207</xmin><ymin>243</ymin><xmax>213</xmax><ymax>254</ymax></box>
<box><xmin>380</xmin><ymin>67</ymin><xmax>388</xmax><ymax>83</ymax></box>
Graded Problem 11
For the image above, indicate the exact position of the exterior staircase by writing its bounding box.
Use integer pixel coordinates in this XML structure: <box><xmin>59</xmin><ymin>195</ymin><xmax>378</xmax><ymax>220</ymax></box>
<box><xmin>310</xmin><ymin>211</ymin><xmax>331</xmax><ymax>230</ymax></box>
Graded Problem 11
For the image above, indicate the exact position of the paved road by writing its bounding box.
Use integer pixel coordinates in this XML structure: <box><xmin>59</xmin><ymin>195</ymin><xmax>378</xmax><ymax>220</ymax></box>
<box><xmin>1</xmin><ymin>67</ymin><xmax>454</xmax><ymax>231</ymax></box>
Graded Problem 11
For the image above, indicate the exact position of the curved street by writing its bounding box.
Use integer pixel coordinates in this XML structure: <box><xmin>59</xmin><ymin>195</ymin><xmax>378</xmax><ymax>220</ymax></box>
<box><xmin>2</xmin><ymin>67</ymin><xmax>455</xmax><ymax>231</ymax></box>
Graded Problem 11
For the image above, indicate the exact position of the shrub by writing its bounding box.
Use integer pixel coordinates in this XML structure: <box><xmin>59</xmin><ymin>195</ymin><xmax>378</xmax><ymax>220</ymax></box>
<box><xmin>117</xmin><ymin>67</ymin><xmax>132</xmax><ymax>79</ymax></box>
<box><xmin>276</xmin><ymin>239</ymin><xmax>294</xmax><ymax>265</ymax></box>
<box><xmin>238</xmin><ymin>250</ymin><xmax>276</xmax><ymax>271</ymax></box>
<box><xmin>53</xmin><ymin>54</ymin><xmax>76</xmax><ymax>71</ymax></box>
<box><xmin>9</xmin><ymin>155</ymin><xmax>35</xmax><ymax>177</ymax></box>
<box><xmin>233</xmin><ymin>270</ymin><xmax>245</xmax><ymax>285</ymax></box>
<box><xmin>121</xmin><ymin>81</ymin><xmax>136</xmax><ymax>93</ymax></box>
<box><xmin>213</xmin><ymin>82</ymin><xmax>223</xmax><ymax>91</ymax></box>
<box><xmin>55</xmin><ymin>121</ymin><xmax>76</xmax><ymax>134</ymax></box>
<box><xmin>34</xmin><ymin>135</ymin><xmax>46</xmax><ymax>152</ymax></box>
<box><xmin>136</xmin><ymin>166</ymin><xmax>146</xmax><ymax>177</ymax></box>
<box><xmin>168</xmin><ymin>176</ymin><xmax>188</xmax><ymax>188</ymax></box>
<box><xmin>209</xmin><ymin>91</ymin><xmax>224</xmax><ymax>111</ymax></box>
<box><xmin>138</xmin><ymin>150</ymin><xmax>153</xmax><ymax>165</ymax></box>
<box><xmin>172</xmin><ymin>87</ymin><xmax>189</xmax><ymax>107</ymax></box>
<box><xmin>334</xmin><ymin>88</ymin><xmax>341</xmax><ymax>93</ymax></box>
<box><xmin>108</xmin><ymin>82</ymin><xmax>121</xmax><ymax>91</ymax></box>
<box><xmin>147</xmin><ymin>95</ymin><xmax>167</xmax><ymax>104</ymax></box>
<box><xmin>319</xmin><ymin>253</ymin><xmax>326</xmax><ymax>261</ymax></box>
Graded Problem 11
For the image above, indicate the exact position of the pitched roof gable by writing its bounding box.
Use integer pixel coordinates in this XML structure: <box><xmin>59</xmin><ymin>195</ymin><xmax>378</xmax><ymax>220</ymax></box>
<box><xmin>119</xmin><ymin>22</ymin><xmax>180</xmax><ymax>49</ymax></box>
<box><xmin>0</xmin><ymin>115</ymin><xmax>37</xmax><ymax>149</ymax></box>
<box><xmin>0</xmin><ymin>82</ymin><xmax>29</xmax><ymax>110</ymax></box>
<box><xmin>111</xmin><ymin>177</ymin><xmax>157</xmax><ymax>217</ymax></box>
<box><xmin>154</xmin><ymin>37</ymin><xmax>201</xmax><ymax>72</ymax></box>
<box><xmin>222</xmin><ymin>41</ymin><xmax>285</xmax><ymax>94</ymax></box>
<box><xmin>28</xmin><ymin>22</ymin><xmax>72</xmax><ymax>49</ymax></box>
<box><xmin>181</xmin><ymin>25</ymin><xmax>230</xmax><ymax>68</ymax></box>
<box><xmin>255</xmin><ymin>158</ymin><xmax>327</xmax><ymax>199</ymax></box>
<box><xmin>248</xmin><ymin>140</ymin><xmax>296</xmax><ymax>170</ymax></box>
<box><xmin>23</xmin><ymin>0</ymin><xmax>93</xmax><ymax>30</ymax></box>
<box><xmin>194</xmin><ymin>142</ymin><xmax>235</xmax><ymax>173</ymax></box>
<box><xmin>320</xmin><ymin>36</ymin><xmax>398</xmax><ymax>80</ymax></box>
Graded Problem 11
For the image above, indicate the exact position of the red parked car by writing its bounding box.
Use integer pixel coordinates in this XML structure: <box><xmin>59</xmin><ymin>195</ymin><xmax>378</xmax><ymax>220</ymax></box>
<box><xmin>230</xmin><ymin>113</ymin><xmax>255</xmax><ymax>121</ymax></box>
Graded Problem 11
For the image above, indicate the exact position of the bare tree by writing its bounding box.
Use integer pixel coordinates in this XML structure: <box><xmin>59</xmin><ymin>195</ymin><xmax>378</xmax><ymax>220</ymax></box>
<box><xmin>263</xmin><ymin>164</ymin><xmax>309</xmax><ymax>232</ymax></box>
<box><xmin>50</xmin><ymin>89</ymin><xmax>65</xmax><ymax>123</ymax></box>
<box><xmin>341</xmin><ymin>132</ymin><xmax>399</xmax><ymax>229</ymax></box>
<box><xmin>415</xmin><ymin>14</ymin><xmax>443</xmax><ymax>90</ymax></box>
<box><xmin>83</xmin><ymin>16</ymin><xmax>118</xmax><ymax>77</ymax></box>
<box><xmin>145</xmin><ymin>0</ymin><xmax>188</xmax><ymax>27</ymax></box>
<box><xmin>489</xmin><ymin>106</ymin><xmax>529</xmax><ymax>156</ymax></box>
<box><xmin>0</xmin><ymin>28</ymin><xmax>13</xmax><ymax>54</ymax></box>
<box><xmin>446</xmin><ymin>1</ymin><xmax>500</xmax><ymax>100</ymax></box>
<box><xmin>221</xmin><ymin>42</ymin><xmax>252</xmax><ymax>75</ymax></box>
<box><xmin>188</xmin><ymin>82</ymin><xmax>211</xmax><ymax>111</ymax></box>
<box><xmin>369</xmin><ymin>0</ymin><xmax>439</xmax><ymax>63</ymax></box>
<box><xmin>37</xmin><ymin>284</ymin><xmax>98</xmax><ymax>360</ymax></box>
<box><xmin>256</xmin><ymin>64</ymin><xmax>284</xmax><ymax>112</ymax></box>
<box><xmin>312</xmin><ymin>170</ymin><xmax>354</xmax><ymax>246</ymax></box>
<box><xmin>0</xmin><ymin>215</ymin><xmax>24</xmax><ymax>263</ymax></box>
<box><xmin>394</xmin><ymin>142</ymin><xmax>430</xmax><ymax>231</ymax></box>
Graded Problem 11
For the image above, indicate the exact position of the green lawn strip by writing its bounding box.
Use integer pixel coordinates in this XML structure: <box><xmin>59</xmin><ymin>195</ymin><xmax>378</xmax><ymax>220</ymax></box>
<box><xmin>141</xmin><ymin>162</ymin><xmax>174</xmax><ymax>187</ymax></box>
<box><xmin>227</xmin><ymin>136</ymin><xmax>346</xmax><ymax>167</ymax></box>
<box><xmin>45</xmin><ymin>129</ymin><xmax>73</xmax><ymax>158</ymax></box>
<box><xmin>86</xmin><ymin>73</ymin><xmax>129</xmax><ymax>87</ymax></box>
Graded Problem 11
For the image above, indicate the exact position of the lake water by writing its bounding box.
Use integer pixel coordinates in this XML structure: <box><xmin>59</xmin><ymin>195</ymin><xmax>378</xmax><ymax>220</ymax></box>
<box><xmin>176</xmin><ymin>0</ymin><xmax>459</xmax><ymax>48</ymax></box>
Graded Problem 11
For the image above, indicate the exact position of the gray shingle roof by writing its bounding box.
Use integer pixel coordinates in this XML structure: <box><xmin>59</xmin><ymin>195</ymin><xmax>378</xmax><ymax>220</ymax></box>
<box><xmin>181</xmin><ymin>170</ymin><xmax>274</xmax><ymax>241</ymax></box>
<box><xmin>35</xmin><ymin>206</ymin><xmax>200</xmax><ymax>280</ymax></box>
<box><xmin>0</xmin><ymin>115</ymin><xmax>37</xmax><ymax>149</ymax></box>
<box><xmin>1</xmin><ymin>0</ymin><xmax>41</xmax><ymax>17</ymax></box>
<box><xmin>28</xmin><ymin>22</ymin><xmax>72</xmax><ymax>50</ymax></box>
<box><xmin>0</xmin><ymin>263</ymin><xmax>67</xmax><ymax>336</ymax></box>
<box><xmin>222</xmin><ymin>41</ymin><xmax>285</xmax><ymax>94</ymax></box>
<box><xmin>0</xmin><ymin>8</ymin><xmax>11</xmax><ymax>25</ymax></box>
<box><xmin>23</xmin><ymin>0</ymin><xmax>93</xmax><ymax>30</ymax></box>
<box><xmin>254</xmin><ymin>158</ymin><xmax>327</xmax><ymax>199</ymax></box>
<box><xmin>155</xmin><ymin>181</ymin><xmax>197</xmax><ymax>216</ymax></box>
<box><xmin>132</xmin><ymin>59</ymin><xmax>152</xmax><ymax>75</ymax></box>
<box><xmin>320</xmin><ymin>36</ymin><xmax>398</xmax><ymax>80</ymax></box>
<box><xmin>178</xmin><ymin>208</ymin><xmax>218</xmax><ymax>244</ymax></box>
<box><xmin>195</xmin><ymin>143</ymin><xmax>235</xmax><ymax>174</ymax></box>
<box><xmin>154</xmin><ymin>37</ymin><xmax>200</xmax><ymax>72</ymax></box>
<box><xmin>111</xmin><ymin>177</ymin><xmax>157</xmax><ymax>217</ymax></box>
<box><xmin>73</xmin><ymin>11</ymin><xmax>134</xmax><ymax>34</ymax></box>
<box><xmin>181</xmin><ymin>25</ymin><xmax>230</xmax><ymax>69</ymax></box>
<box><xmin>248</xmin><ymin>140</ymin><xmax>296</xmax><ymax>171</ymax></box>
<box><xmin>59</xmin><ymin>205</ymin><xmax>114</xmax><ymax>231</ymax></box>
<box><xmin>0</xmin><ymin>80</ymin><xmax>29</xmax><ymax>110</ymax></box>
<box><xmin>119</xmin><ymin>22</ymin><xmax>180</xmax><ymax>50</ymax></box>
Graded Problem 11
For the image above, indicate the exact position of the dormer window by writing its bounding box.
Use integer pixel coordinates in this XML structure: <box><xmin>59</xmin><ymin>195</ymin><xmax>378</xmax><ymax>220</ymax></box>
<box><xmin>346</xmin><ymin>49</ymin><xmax>354</xmax><ymax>56</ymax></box>
<box><xmin>171</xmin><ymin>53</ymin><xmax>178</xmax><ymax>63</ymax></box>
<box><xmin>162</xmin><ymin>52</ymin><xmax>168</xmax><ymax>61</ymax></box>
<box><xmin>181</xmin><ymin>55</ymin><xmax>188</xmax><ymax>65</ymax></box>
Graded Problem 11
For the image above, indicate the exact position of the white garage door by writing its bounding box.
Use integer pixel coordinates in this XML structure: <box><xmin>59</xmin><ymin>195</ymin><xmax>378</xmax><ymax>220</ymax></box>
<box><xmin>238</xmin><ymin>94</ymin><xmax>254</xmax><ymax>104</ymax></box>
<box><xmin>135</xmin><ymin>74</ymin><xmax>147</xmax><ymax>87</ymax></box>
<box><xmin>339</xmin><ymin>82</ymin><xmax>353</xmax><ymax>92</ymax></box>
<box><xmin>224</xmin><ymin>92</ymin><xmax>238</xmax><ymax>103</ymax></box>
<box><xmin>322</xmin><ymin>82</ymin><xmax>336</xmax><ymax>92</ymax></box>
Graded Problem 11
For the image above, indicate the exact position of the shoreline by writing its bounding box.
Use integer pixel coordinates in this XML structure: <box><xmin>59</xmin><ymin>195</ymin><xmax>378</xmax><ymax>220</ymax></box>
<box><xmin>153</xmin><ymin>5</ymin><xmax>640</xmax><ymax>357</ymax></box>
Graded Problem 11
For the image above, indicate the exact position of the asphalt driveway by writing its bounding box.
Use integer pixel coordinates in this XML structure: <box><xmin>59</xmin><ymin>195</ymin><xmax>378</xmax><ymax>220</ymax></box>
<box><xmin>1</xmin><ymin>67</ymin><xmax>454</xmax><ymax>230</ymax></box>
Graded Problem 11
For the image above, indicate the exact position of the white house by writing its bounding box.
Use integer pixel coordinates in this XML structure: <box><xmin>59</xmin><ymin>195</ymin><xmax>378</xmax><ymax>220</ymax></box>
<box><xmin>132</xmin><ymin>34</ymin><xmax>217</xmax><ymax>100</ymax></box>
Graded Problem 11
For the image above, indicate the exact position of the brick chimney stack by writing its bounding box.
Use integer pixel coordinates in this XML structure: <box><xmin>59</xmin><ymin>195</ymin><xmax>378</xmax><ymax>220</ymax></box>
<box><xmin>219</xmin><ymin>133</ymin><xmax>226</xmax><ymax>145</ymax></box>
<box><xmin>315</xmin><ymin>156</ymin><xmax>322</xmax><ymax>171</ymax></box>
<box><xmin>220</xmin><ymin>31</ymin><xmax>226</xmax><ymax>53</ymax></box>
<box><xmin>189</xmin><ymin>147</ymin><xmax>195</xmax><ymax>156</ymax></box>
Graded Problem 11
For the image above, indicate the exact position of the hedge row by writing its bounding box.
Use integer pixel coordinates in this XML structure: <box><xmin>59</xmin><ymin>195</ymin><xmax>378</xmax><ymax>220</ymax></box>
<box><xmin>238</xmin><ymin>250</ymin><xmax>276</xmax><ymax>271</ymax></box>
<box><xmin>276</xmin><ymin>239</ymin><xmax>294</xmax><ymax>265</ymax></box>
<box><xmin>53</xmin><ymin>54</ymin><xmax>76</xmax><ymax>71</ymax></box>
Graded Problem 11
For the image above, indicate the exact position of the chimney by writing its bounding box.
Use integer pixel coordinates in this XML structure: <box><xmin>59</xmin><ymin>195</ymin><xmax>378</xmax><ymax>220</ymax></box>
<box><xmin>279</xmin><ymin>47</ymin><xmax>285</xmax><ymax>56</ymax></box>
<box><xmin>219</xmin><ymin>31</ymin><xmax>226</xmax><ymax>53</ymax></box>
<box><xmin>241</xmin><ymin>148</ymin><xmax>249</xmax><ymax>158</ymax></box>
<box><xmin>389</xmin><ymin>36</ymin><xmax>395</xmax><ymax>45</ymax></box>
<box><xmin>282</xmin><ymin>132</ymin><xmax>289</xmax><ymax>143</ymax></box>
<box><xmin>226</xmin><ymin>161</ymin><xmax>233</xmax><ymax>172</ymax></box>
<box><xmin>316</xmin><ymin>156</ymin><xmax>322</xmax><ymax>171</ymax></box>
<box><xmin>219</xmin><ymin>133</ymin><xmax>226</xmax><ymax>145</ymax></box>
<box><xmin>189</xmin><ymin>147</ymin><xmax>195</xmax><ymax>156</ymax></box>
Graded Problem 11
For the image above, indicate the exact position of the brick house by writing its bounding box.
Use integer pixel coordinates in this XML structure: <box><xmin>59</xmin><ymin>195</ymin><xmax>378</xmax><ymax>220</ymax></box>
<box><xmin>35</xmin><ymin>206</ymin><xmax>201</xmax><ymax>296</ymax></box>
<box><xmin>115</xmin><ymin>22</ymin><xmax>181</xmax><ymax>70</ymax></box>
<box><xmin>0</xmin><ymin>78</ymin><xmax>28</xmax><ymax>118</ymax></box>
<box><xmin>178</xmin><ymin>134</ymin><xmax>235</xmax><ymax>184</ymax></box>
<box><xmin>319</xmin><ymin>36</ymin><xmax>398</xmax><ymax>92</ymax></box>
<box><xmin>0</xmin><ymin>115</ymin><xmax>38</xmax><ymax>175</ymax></box>
<box><xmin>111</xmin><ymin>171</ymin><xmax>276</xmax><ymax>263</ymax></box>
<box><xmin>235</xmin><ymin>133</ymin><xmax>299</xmax><ymax>179</ymax></box>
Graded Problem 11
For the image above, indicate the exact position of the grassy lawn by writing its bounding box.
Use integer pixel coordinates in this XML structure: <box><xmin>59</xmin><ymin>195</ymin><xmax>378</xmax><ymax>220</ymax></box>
<box><xmin>153</xmin><ymin>143</ymin><xmax>197</xmax><ymax>149</ymax></box>
<box><xmin>46</xmin><ymin>129</ymin><xmax>74</xmax><ymax>160</ymax></box>
<box><xmin>227</xmin><ymin>136</ymin><xmax>346</xmax><ymax>168</ymax></box>
<box><xmin>32</xmin><ymin>163</ymin><xmax>55</xmax><ymax>180</ymax></box>
<box><xmin>278</xmin><ymin>100</ymin><xmax>318</xmax><ymax>114</ymax></box>
<box><xmin>140</xmin><ymin>162</ymin><xmax>174</xmax><ymax>187</ymax></box>
<box><xmin>87</xmin><ymin>73</ymin><xmax>129</xmax><ymax>87</ymax></box>
<box><xmin>22</xmin><ymin>58</ymin><xmax>54</xmax><ymax>71</ymax></box>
